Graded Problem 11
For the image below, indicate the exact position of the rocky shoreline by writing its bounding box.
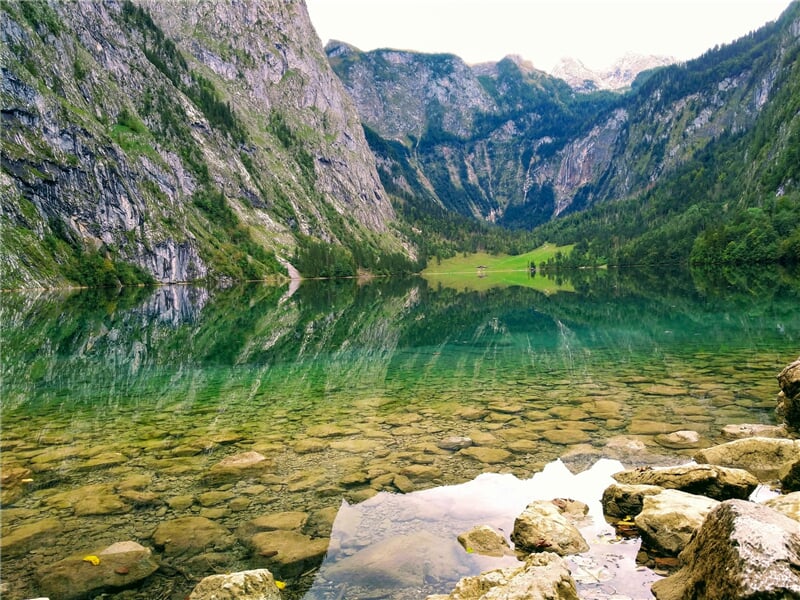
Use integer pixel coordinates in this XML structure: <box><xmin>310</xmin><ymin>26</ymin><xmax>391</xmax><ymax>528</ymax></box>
<box><xmin>424</xmin><ymin>356</ymin><xmax>800</xmax><ymax>600</ymax></box>
<box><xmin>189</xmin><ymin>356</ymin><xmax>800</xmax><ymax>600</ymax></box>
<box><xmin>13</xmin><ymin>357</ymin><xmax>800</xmax><ymax>600</ymax></box>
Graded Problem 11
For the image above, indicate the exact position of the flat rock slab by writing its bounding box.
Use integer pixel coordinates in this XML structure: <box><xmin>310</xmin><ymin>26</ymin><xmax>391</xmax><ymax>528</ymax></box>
<box><xmin>612</xmin><ymin>464</ymin><xmax>758</xmax><ymax>501</ymax></box>
<box><xmin>323</xmin><ymin>530</ymin><xmax>466</xmax><ymax>589</ymax></box>
<box><xmin>721</xmin><ymin>423</ymin><xmax>788</xmax><ymax>439</ymax></box>
<box><xmin>1</xmin><ymin>517</ymin><xmax>62</xmax><ymax>558</ymax></box>
<box><xmin>249</xmin><ymin>530</ymin><xmax>328</xmax><ymax>577</ymax></box>
<box><xmin>203</xmin><ymin>451</ymin><xmax>271</xmax><ymax>485</ymax></box>
<box><xmin>458</xmin><ymin>446</ymin><xmax>512</xmax><ymax>464</ymax></box>
<box><xmin>634</xmin><ymin>489</ymin><xmax>719</xmax><ymax>556</ymax></box>
<box><xmin>152</xmin><ymin>516</ymin><xmax>235</xmax><ymax>558</ymax></box>
<box><xmin>694</xmin><ymin>437</ymin><xmax>800</xmax><ymax>480</ymax></box>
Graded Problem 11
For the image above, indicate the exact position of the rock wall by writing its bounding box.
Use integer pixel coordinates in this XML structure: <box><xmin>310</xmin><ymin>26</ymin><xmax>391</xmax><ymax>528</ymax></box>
<box><xmin>1</xmin><ymin>0</ymin><xmax>408</xmax><ymax>288</ymax></box>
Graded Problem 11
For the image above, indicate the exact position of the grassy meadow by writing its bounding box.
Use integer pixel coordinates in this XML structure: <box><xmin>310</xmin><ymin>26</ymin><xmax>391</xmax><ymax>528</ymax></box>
<box><xmin>421</xmin><ymin>243</ymin><xmax>575</xmax><ymax>292</ymax></box>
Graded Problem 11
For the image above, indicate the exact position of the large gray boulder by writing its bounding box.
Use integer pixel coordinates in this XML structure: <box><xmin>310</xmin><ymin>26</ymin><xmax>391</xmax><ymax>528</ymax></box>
<box><xmin>511</xmin><ymin>500</ymin><xmax>589</xmax><ymax>556</ymax></box>
<box><xmin>652</xmin><ymin>499</ymin><xmax>800</xmax><ymax>599</ymax></box>
<box><xmin>426</xmin><ymin>552</ymin><xmax>579</xmax><ymax>600</ymax></box>
<box><xmin>777</xmin><ymin>356</ymin><xmax>800</xmax><ymax>431</ymax></box>
<box><xmin>612</xmin><ymin>463</ymin><xmax>758</xmax><ymax>501</ymax></box>
<box><xmin>37</xmin><ymin>541</ymin><xmax>158</xmax><ymax>600</ymax></box>
<box><xmin>634</xmin><ymin>489</ymin><xmax>719</xmax><ymax>556</ymax></box>
<box><xmin>693</xmin><ymin>437</ymin><xmax>800</xmax><ymax>480</ymax></box>
<box><xmin>188</xmin><ymin>569</ymin><xmax>282</xmax><ymax>600</ymax></box>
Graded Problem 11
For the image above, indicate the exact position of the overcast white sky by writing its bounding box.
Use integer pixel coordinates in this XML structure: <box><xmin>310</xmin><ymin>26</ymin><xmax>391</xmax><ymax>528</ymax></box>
<box><xmin>305</xmin><ymin>0</ymin><xmax>791</xmax><ymax>71</ymax></box>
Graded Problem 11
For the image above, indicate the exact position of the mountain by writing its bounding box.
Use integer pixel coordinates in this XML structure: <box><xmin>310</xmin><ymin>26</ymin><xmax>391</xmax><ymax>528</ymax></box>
<box><xmin>327</xmin><ymin>2</ymin><xmax>800</xmax><ymax>245</ymax></box>
<box><xmin>551</xmin><ymin>54</ymin><xmax>676</xmax><ymax>92</ymax></box>
<box><xmin>1</xmin><ymin>0</ymin><xmax>414</xmax><ymax>289</ymax></box>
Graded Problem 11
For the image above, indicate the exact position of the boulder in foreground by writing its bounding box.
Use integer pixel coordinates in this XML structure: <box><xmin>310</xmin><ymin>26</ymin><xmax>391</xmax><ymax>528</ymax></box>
<box><xmin>511</xmin><ymin>499</ymin><xmax>589</xmax><ymax>556</ymax></box>
<box><xmin>426</xmin><ymin>552</ymin><xmax>579</xmax><ymax>600</ymax></box>
<box><xmin>652</xmin><ymin>499</ymin><xmax>800</xmax><ymax>599</ymax></box>
<box><xmin>37</xmin><ymin>540</ymin><xmax>158</xmax><ymax>600</ymax></box>
<box><xmin>189</xmin><ymin>568</ymin><xmax>282</xmax><ymax>600</ymax></box>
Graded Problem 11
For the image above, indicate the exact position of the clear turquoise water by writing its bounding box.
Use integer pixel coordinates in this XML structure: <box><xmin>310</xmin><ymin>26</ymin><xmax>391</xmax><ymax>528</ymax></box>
<box><xmin>1</xmin><ymin>267</ymin><xmax>798</xmax><ymax>599</ymax></box>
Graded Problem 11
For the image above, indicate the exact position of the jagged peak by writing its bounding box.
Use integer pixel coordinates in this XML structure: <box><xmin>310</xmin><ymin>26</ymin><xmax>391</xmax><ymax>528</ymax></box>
<box><xmin>551</xmin><ymin>53</ymin><xmax>676</xmax><ymax>92</ymax></box>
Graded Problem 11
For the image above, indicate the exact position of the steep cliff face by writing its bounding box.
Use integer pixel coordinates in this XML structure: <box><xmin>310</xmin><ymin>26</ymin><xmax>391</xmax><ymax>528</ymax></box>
<box><xmin>1</xmin><ymin>0</ymin><xmax>407</xmax><ymax>289</ymax></box>
<box><xmin>328</xmin><ymin>3</ymin><xmax>800</xmax><ymax>229</ymax></box>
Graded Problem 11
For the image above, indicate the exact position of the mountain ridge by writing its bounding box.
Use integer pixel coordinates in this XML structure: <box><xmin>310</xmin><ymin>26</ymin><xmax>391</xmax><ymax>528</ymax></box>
<box><xmin>1</xmin><ymin>0</ymin><xmax>414</xmax><ymax>289</ymax></box>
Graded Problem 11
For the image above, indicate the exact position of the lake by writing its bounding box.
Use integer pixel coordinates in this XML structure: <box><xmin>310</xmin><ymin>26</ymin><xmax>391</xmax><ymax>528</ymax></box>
<box><xmin>1</xmin><ymin>266</ymin><xmax>798</xmax><ymax>600</ymax></box>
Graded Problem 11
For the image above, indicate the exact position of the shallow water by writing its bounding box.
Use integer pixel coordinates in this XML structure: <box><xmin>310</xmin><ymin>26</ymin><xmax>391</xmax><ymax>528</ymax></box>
<box><xmin>1</xmin><ymin>267</ymin><xmax>798</xmax><ymax>600</ymax></box>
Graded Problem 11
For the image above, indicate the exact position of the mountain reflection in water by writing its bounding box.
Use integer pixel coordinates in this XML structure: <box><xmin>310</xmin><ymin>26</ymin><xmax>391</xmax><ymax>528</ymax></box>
<box><xmin>1</xmin><ymin>266</ymin><xmax>798</xmax><ymax>600</ymax></box>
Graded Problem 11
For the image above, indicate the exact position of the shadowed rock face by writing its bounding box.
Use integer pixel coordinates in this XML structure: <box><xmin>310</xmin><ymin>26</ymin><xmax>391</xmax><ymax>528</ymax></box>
<box><xmin>651</xmin><ymin>499</ymin><xmax>800</xmax><ymax>600</ymax></box>
<box><xmin>1</xmin><ymin>0</ymin><xmax>407</xmax><ymax>288</ymax></box>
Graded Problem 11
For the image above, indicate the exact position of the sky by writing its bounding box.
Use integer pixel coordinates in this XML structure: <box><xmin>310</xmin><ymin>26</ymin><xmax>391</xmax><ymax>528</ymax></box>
<box><xmin>305</xmin><ymin>0</ymin><xmax>791</xmax><ymax>71</ymax></box>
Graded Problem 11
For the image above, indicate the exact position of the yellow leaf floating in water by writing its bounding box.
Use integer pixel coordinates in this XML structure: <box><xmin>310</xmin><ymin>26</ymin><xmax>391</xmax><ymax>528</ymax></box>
<box><xmin>275</xmin><ymin>581</ymin><xmax>286</xmax><ymax>590</ymax></box>
<box><xmin>82</xmin><ymin>555</ymin><xmax>101</xmax><ymax>566</ymax></box>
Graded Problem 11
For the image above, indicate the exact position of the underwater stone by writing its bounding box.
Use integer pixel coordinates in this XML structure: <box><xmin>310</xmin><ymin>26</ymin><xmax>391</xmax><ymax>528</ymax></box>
<box><xmin>37</xmin><ymin>541</ymin><xmax>158</xmax><ymax>600</ymax></box>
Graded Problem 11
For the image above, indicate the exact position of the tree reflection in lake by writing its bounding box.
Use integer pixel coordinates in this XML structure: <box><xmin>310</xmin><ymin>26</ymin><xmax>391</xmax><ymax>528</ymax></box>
<box><xmin>0</xmin><ymin>265</ymin><xmax>798</xmax><ymax>600</ymax></box>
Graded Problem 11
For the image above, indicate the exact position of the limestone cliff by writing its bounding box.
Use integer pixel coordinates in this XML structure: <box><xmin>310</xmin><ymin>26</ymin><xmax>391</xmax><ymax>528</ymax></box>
<box><xmin>1</xmin><ymin>0</ymin><xmax>408</xmax><ymax>289</ymax></box>
<box><xmin>327</xmin><ymin>4</ymin><xmax>800</xmax><ymax>229</ymax></box>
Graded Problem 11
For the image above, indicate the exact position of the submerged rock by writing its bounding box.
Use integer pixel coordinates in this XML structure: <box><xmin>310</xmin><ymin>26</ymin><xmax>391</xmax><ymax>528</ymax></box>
<box><xmin>188</xmin><ymin>568</ymin><xmax>282</xmax><ymax>600</ymax></box>
<box><xmin>651</xmin><ymin>500</ymin><xmax>800</xmax><ymax>599</ymax></box>
<box><xmin>437</xmin><ymin>436</ymin><xmax>474</xmax><ymax>451</ymax></box>
<box><xmin>458</xmin><ymin>446</ymin><xmax>512</xmax><ymax>464</ymax></box>
<box><xmin>202</xmin><ymin>451</ymin><xmax>271</xmax><ymax>485</ymax></box>
<box><xmin>1</xmin><ymin>517</ymin><xmax>62</xmax><ymax>558</ymax></box>
<box><xmin>654</xmin><ymin>430</ymin><xmax>703</xmax><ymax>449</ymax></box>
<box><xmin>457</xmin><ymin>525</ymin><xmax>514</xmax><ymax>557</ymax></box>
<box><xmin>721</xmin><ymin>422</ymin><xmax>788</xmax><ymax>439</ymax></box>
<box><xmin>426</xmin><ymin>552</ymin><xmax>579</xmax><ymax>600</ymax></box>
<box><xmin>0</xmin><ymin>466</ymin><xmax>33</xmax><ymax>506</ymax></box>
<box><xmin>323</xmin><ymin>530</ymin><xmax>467</xmax><ymax>589</ymax></box>
<box><xmin>152</xmin><ymin>516</ymin><xmax>235</xmax><ymax>558</ymax></box>
<box><xmin>247</xmin><ymin>530</ymin><xmax>328</xmax><ymax>577</ymax></box>
<box><xmin>634</xmin><ymin>489</ymin><xmax>719</xmax><ymax>556</ymax></box>
<box><xmin>37</xmin><ymin>540</ymin><xmax>158</xmax><ymax>600</ymax></box>
<box><xmin>511</xmin><ymin>499</ymin><xmax>589</xmax><ymax>556</ymax></box>
<box><xmin>612</xmin><ymin>463</ymin><xmax>758</xmax><ymax>501</ymax></box>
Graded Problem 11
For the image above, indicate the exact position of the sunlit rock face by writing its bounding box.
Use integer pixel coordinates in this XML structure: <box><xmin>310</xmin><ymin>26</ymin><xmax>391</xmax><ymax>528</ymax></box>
<box><xmin>651</xmin><ymin>500</ymin><xmax>800</xmax><ymax>600</ymax></box>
